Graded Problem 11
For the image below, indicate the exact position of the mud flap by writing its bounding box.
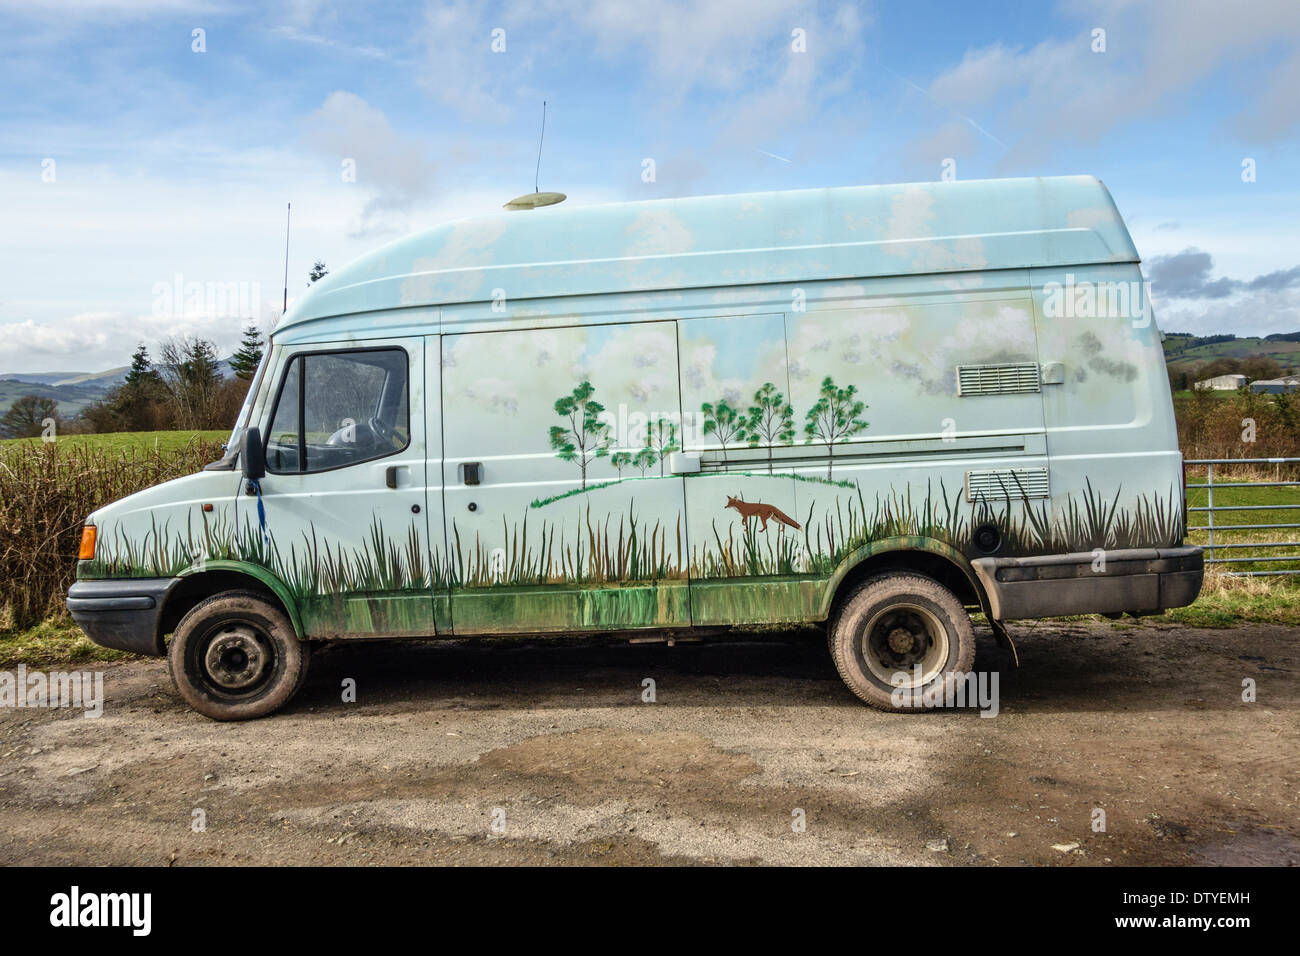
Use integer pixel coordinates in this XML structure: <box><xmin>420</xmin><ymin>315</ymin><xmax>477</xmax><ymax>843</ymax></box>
<box><xmin>990</xmin><ymin>617</ymin><xmax>1019</xmax><ymax>668</ymax></box>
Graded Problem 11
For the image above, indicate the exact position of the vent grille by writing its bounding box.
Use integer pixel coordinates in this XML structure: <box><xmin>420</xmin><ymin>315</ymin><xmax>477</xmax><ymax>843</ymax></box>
<box><xmin>965</xmin><ymin>467</ymin><xmax>1050</xmax><ymax>501</ymax></box>
<box><xmin>957</xmin><ymin>362</ymin><xmax>1041</xmax><ymax>396</ymax></box>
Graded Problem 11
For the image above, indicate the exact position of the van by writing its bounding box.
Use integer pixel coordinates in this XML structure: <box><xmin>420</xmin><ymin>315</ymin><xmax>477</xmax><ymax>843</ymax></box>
<box><xmin>67</xmin><ymin>175</ymin><xmax>1203</xmax><ymax>720</ymax></box>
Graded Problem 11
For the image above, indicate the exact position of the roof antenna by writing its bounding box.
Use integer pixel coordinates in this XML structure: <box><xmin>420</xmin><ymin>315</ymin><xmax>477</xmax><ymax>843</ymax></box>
<box><xmin>505</xmin><ymin>100</ymin><xmax>566</xmax><ymax>210</ymax></box>
<box><xmin>282</xmin><ymin>201</ymin><xmax>291</xmax><ymax>315</ymax></box>
<box><xmin>535</xmin><ymin>99</ymin><xmax>545</xmax><ymax>194</ymax></box>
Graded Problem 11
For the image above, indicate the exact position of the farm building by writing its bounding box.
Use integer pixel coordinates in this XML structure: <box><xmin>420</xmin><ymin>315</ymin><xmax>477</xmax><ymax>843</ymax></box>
<box><xmin>1248</xmin><ymin>376</ymin><xmax>1300</xmax><ymax>394</ymax></box>
<box><xmin>1194</xmin><ymin>374</ymin><xmax>1246</xmax><ymax>390</ymax></box>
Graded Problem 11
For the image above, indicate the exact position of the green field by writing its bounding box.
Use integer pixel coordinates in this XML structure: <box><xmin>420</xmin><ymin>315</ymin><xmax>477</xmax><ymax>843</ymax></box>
<box><xmin>1184</xmin><ymin>474</ymin><xmax>1300</xmax><ymax>574</ymax></box>
<box><xmin>0</xmin><ymin>429</ymin><xmax>228</xmax><ymax>454</ymax></box>
<box><xmin>1163</xmin><ymin>333</ymin><xmax>1300</xmax><ymax>373</ymax></box>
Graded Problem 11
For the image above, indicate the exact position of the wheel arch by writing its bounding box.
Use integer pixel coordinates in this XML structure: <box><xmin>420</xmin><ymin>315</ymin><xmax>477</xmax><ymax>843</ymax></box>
<box><xmin>818</xmin><ymin>537</ymin><xmax>992</xmax><ymax>621</ymax></box>
<box><xmin>161</xmin><ymin>561</ymin><xmax>304</xmax><ymax>642</ymax></box>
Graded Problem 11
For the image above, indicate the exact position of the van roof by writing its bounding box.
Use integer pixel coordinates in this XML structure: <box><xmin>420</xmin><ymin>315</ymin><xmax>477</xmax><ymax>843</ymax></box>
<box><xmin>277</xmin><ymin>175</ymin><xmax>1137</xmax><ymax>331</ymax></box>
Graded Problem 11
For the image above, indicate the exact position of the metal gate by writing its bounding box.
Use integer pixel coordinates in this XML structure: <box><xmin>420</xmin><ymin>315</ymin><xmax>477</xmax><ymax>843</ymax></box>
<box><xmin>1184</xmin><ymin>457</ymin><xmax>1300</xmax><ymax>576</ymax></box>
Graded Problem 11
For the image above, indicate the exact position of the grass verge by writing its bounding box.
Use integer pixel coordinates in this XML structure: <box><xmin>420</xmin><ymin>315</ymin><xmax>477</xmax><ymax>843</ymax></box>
<box><xmin>1160</xmin><ymin>567</ymin><xmax>1300</xmax><ymax>627</ymax></box>
<box><xmin>0</xmin><ymin>618</ymin><xmax>130</xmax><ymax>669</ymax></box>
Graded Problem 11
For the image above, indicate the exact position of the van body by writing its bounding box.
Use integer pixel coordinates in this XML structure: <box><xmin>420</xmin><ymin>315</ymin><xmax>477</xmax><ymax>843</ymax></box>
<box><xmin>67</xmin><ymin>175</ymin><xmax>1203</xmax><ymax>718</ymax></box>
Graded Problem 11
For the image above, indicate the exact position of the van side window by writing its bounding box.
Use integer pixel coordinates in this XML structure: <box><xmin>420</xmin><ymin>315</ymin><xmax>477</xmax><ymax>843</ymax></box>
<box><xmin>265</xmin><ymin>348</ymin><xmax>410</xmax><ymax>474</ymax></box>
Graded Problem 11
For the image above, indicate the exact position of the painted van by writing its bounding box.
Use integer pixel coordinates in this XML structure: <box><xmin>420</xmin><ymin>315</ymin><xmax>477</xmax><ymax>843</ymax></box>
<box><xmin>67</xmin><ymin>175</ymin><xmax>1203</xmax><ymax>719</ymax></box>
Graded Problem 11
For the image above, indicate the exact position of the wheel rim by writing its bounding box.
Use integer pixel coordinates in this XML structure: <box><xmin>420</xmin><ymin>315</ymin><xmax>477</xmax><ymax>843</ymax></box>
<box><xmin>198</xmin><ymin>623</ymin><xmax>275</xmax><ymax>696</ymax></box>
<box><xmin>859</xmin><ymin>603</ymin><xmax>950</xmax><ymax>689</ymax></box>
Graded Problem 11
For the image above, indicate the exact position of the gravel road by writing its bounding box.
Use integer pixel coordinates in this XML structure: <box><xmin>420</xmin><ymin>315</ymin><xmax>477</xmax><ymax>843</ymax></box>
<box><xmin>1</xmin><ymin>620</ymin><xmax>1296</xmax><ymax>866</ymax></box>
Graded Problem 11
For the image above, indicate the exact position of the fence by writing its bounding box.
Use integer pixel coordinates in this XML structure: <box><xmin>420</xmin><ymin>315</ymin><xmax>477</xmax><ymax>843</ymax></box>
<box><xmin>1184</xmin><ymin>457</ymin><xmax>1300</xmax><ymax>576</ymax></box>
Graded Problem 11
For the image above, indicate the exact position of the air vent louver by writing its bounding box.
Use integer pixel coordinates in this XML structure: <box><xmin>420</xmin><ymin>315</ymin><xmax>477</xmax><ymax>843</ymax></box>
<box><xmin>965</xmin><ymin>467</ymin><xmax>1050</xmax><ymax>501</ymax></box>
<box><xmin>957</xmin><ymin>362</ymin><xmax>1041</xmax><ymax>396</ymax></box>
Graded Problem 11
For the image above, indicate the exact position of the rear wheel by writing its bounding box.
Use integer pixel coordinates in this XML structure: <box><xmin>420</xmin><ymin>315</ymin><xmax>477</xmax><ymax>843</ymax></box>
<box><xmin>827</xmin><ymin>572</ymin><xmax>975</xmax><ymax>712</ymax></box>
<box><xmin>167</xmin><ymin>590</ymin><xmax>310</xmax><ymax>721</ymax></box>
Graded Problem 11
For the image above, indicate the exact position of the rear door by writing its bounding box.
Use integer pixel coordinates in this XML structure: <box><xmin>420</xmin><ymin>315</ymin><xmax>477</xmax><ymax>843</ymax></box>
<box><xmin>246</xmin><ymin>337</ymin><xmax>438</xmax><ymax>638</ymax></box>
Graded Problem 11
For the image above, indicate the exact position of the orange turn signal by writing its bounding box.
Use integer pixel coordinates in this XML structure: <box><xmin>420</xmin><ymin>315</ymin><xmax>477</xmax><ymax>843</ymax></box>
<box><xmin>78</xmin><ymin>525</ymin><xmax>97</xmax><ymax>561</ymax></box>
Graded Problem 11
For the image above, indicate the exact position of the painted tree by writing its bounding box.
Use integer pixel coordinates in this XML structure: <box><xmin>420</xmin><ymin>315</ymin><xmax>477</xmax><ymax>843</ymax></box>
<box><xmin>701</xmin><ymin>398</ymin><xmax>746</xmax><ymax>465</ymax></box>
<box><xmin>803</xmin><ymin>376</ymin><xmax>868</xmax><ymax>480</ymax></box>
<box><xmin>548</xmin><ymin>381</ymin><xmax>612</xmax><ymax>489</ymax></box>
<box><xmin>648</xmin><ymin>416</ymin><xmax>680</xmax><ymax>477</ymax></box>
<box><xmin>633</xmin><ymin>444</ymin><xmax>657</xmax><ymax>477</ymax></box>
<box><xmin>308</xmin><ymin>260</ymin><xmax>329</xmax><ymax>283</ymax></box>
<box><xmin>745</xmin><ymin>382</ymin><xmax>795</xmax><ymax>474</ymax></box>
<box><xmin>611</xmin><ymin>450</ymin><xmax>633</xmax><ymax>478</ymax></box>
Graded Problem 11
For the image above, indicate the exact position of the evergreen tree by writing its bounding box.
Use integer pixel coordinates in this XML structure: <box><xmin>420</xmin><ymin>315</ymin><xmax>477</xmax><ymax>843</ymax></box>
<box><xmin>123</xmin><ymin>343</ymin><xmax>161</xmax><ymax>389</ymax></box>
<box><xmin>113</xmin><ymin>342</ymin><xmax>164</xmax><ymax>431</ymax></box>
<box><xmin>230</xmin><ymin>323</ymin><xmax>264</xmax><ymax>380</ymax></box>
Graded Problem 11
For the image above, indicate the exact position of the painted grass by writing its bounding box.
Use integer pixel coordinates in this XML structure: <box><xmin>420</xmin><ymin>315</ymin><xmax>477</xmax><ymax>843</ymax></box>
<box><xmin>454</xmin><ymin>503</ymin><xmax>684</xmax><ymax>586</ymax></box>
<box><xmin>84</xmin><ymin>479</ymin><xmax>1186</xmax><ymax>598</ymax></box>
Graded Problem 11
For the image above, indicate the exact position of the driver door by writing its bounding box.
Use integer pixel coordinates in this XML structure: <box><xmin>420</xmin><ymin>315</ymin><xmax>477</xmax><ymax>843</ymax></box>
<box><xmin>245</xmin><ymin>337</ymin><xmax>438</xmax><ymax>639</ymax></box>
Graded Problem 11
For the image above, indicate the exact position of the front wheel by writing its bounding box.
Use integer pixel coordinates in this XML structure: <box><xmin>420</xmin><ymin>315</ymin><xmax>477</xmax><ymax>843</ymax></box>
<box><xmin>827</xmin><ymin>572</ymin><xmax>975</xmax><ymax>712</ymax></box>
<box><xmin>167</xmin><ymin>590</ymin><xmax>310</xmax><ymax>720</ymax></box>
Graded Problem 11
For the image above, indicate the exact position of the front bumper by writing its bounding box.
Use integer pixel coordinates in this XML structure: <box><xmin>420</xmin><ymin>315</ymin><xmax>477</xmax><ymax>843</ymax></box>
<box><xmin>66</xmin><ymin>578</ymin><xmax>181</xmax><ymax>656</ymax></box>
<box><xmin>971</xmin><ymin>546</ymin><xmax>1203</xmax><ymax>621</ymax></box>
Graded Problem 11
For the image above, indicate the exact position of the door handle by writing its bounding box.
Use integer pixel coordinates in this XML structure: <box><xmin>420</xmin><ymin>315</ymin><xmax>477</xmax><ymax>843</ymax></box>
<box><xmin>385</xmin><ymin>466</ymin><xmax>399</xmax><ymax>489</ymax></box>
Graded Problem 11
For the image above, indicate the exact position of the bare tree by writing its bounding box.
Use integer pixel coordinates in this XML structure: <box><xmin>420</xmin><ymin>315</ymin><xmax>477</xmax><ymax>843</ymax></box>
<box><xmin>156</xmin><ymin>336</ymin><xmax>223</xmax><ymax>429</ymax></box>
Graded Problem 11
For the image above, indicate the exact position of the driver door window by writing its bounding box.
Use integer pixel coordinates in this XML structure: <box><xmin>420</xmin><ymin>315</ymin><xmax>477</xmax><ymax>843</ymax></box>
<box><xmin>266</xmin><ymin>348</ymin><xmax>410</xmax><ymax>473</ymax></box>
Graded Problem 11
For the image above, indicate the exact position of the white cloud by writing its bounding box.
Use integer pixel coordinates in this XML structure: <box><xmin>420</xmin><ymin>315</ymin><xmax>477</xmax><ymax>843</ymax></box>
<box><xmin>302</xmin><ymin>91</ymin><xmax>439</xmax><ymax>238</ymax></box>
<box><xmin>919</xmin><ymin>0</ymin><xmax>1300</xmax><ymax>166</ymax></box>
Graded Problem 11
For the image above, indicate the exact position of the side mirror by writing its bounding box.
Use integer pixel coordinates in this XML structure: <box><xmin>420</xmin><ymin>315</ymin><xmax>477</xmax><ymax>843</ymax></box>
<box><xmin>240</xmin><ymin>426</ymin><xmax>266</xmax><ymax>480</ymax></box>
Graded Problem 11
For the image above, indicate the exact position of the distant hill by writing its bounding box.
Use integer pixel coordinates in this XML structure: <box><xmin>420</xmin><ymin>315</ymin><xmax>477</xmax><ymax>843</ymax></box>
<box><xmin>0</xmin><ymin>379</ymin><xmax>105</xmax><ymax>417</ymax></box>
<box><xmin>0</xmin><ymin>366</ymin><xmax>129</xmax><ymax>393</ymax></box>
<box><xmin>1162</xmin><ymin>332</ymin><xmax>1300</xmax><ymax>374</ymax></box>
<box><xmin>0</xmin><ymin>371</ymin><xmax>91</xmax><ymax>386</ymax></box>
<box><xmin>0</xmin><ymin>359</ymin><xmax>234</xmax><ymax>415</ymax></box>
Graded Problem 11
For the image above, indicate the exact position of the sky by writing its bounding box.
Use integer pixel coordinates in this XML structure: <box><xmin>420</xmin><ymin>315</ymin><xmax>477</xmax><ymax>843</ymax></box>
<box><xmin>1</xmin><ymin>0</ymin><xmax>1298</xmax><ymax>374</ymax></box>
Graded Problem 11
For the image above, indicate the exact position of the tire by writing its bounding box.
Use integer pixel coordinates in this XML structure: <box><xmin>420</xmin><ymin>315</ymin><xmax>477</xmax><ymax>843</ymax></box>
<box><xmin>827</xmin><ymin>572</ymin><xmax>975</xmax><ymax>712</ymax></box>
<box><xmin>167</xmin><ymin>590</ymin><xmax>310</xmax><ymax>721</ymax></box>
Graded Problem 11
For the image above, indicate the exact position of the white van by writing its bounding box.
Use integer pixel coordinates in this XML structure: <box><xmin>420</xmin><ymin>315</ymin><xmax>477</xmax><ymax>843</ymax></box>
<box><xmin>68</xmin><ymin>175</ymin><xmax>1202</xmax><ymax>719</ymax></box>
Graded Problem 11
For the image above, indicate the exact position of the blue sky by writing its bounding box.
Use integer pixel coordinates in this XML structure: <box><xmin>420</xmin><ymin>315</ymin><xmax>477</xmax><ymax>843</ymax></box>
<box><xmin>2</xmin><ymin>0</ymin><xmax>1298</xmax><ymax>373</ymax></box>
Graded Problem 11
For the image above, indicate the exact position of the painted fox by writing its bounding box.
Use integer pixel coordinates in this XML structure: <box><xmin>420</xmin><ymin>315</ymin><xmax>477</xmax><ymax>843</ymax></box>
<box><xmin>725</xmin><ymin>495</ymin><xmax>801</xmax><ymax>531</ymax></box>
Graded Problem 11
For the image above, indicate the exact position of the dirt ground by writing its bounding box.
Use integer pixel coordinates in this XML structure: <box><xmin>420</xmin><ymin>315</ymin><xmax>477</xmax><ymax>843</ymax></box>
<box><xmin>0</xmin><ymin>619</ymin><xmax>1296</xmax><ymax>866</ymax></box>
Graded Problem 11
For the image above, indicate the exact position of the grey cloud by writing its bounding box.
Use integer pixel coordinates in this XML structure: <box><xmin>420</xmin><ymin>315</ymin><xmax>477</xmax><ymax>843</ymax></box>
<box><xmin>1149</xmin><ymin>247</ymin><xmax>1300</xmax><ymax>301</ymax></box>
